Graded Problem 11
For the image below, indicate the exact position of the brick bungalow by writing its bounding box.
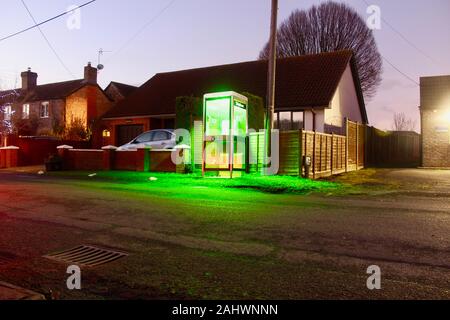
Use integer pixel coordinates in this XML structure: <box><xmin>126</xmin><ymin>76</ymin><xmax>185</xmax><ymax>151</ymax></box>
<box><xmin>420</xmin><ymin>75</ymin><xmax>450</xmax><ymax>167</ymax></box>
<box><xmin>0</xmin><ymin>63</ymin><xmax>113</xmax><ymax>137</ymax></box>
<box><xmin>102</xmin><ymin>50</ymin><xmax>368</xmax><ymax>147</ymax></box>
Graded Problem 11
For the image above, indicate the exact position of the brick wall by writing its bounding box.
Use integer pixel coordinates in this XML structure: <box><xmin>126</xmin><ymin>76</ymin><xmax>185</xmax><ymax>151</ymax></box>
<box><xmin>0</xmin><ymin>147</ymin><xmax>19</xmax><ymax>168</ymax></box>
<box><xmin>58</xmin><ymin>146</ymin><xmax>175</xmax><ymax>173</ymax></box>
<box><xmin>420</xmin><ymin>75</ymin><xmax>450</xmax><ymax>167</ymax></box>
<box><xmin>421</xmin><ymin>109</ymin><xmax>450</xmax><ymax>167</ymax></box>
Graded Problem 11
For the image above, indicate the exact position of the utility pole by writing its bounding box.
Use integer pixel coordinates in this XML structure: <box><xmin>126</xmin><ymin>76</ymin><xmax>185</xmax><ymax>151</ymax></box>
<box><xmin>264</xmin><ymin>0</ymin><xmax>278</xmax><ymax>173</ymax></box>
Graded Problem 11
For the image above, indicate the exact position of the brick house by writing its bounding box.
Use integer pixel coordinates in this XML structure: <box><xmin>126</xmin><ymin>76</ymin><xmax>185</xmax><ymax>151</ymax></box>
<box><xmin>420</xmin><ymin>75</ymin><xmax>450</xmax><ymax>167</ymax></box>
<box><xmin>101</xmin><ymin>50</ymin><xmax>367</xmax><ymax>147</ymax></box>
<box><xmin>0</xmin><ymin>63</ymin><xmax>113</xmax><ymax>138</ymax></box>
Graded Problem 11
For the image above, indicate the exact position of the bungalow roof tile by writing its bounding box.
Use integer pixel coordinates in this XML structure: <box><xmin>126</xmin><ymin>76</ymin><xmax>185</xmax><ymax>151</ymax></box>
<box><xmin>104</xmin><ymin>50</ymin><xmax>366</xmax><ymax>121</ymax></box>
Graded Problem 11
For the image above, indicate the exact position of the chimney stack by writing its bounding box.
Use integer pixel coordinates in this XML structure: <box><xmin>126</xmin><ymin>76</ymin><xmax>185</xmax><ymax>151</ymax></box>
<box><xmin>21</xmin><ymin>67</ymin><xmax>38</xmax><ymax>91</ymax></box>
<box><xmin>84</xmin><ymin>62</ymin><xmax>97</xmax><ymax>85</ymax></box>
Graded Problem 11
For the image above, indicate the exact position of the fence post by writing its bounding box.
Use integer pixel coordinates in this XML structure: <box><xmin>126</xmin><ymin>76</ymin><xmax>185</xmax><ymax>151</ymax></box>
<box><xmin>102</xmin><ymin>145</ymin><xmax>117</xmax><ymax>170</ymax></box>
<box><xmin>312</xmin><ymin>131</ymin><xmax>316</xmax><ymax>179</ymax></box>
<box><xmin>256</xmin><ymin>133</ymin><xmax>259</xmax><ymax>173</ymax></box>
<box><xmin>331</xmin><ymin>134</ymin><xmax>334</xmax><ymax>175</ymax></box>
<box><xmin>8</xmin><ymin>147</ymin><xmax>19</xmax><ymax>168</ymax></box>
<box><xmin>298</xmin><ymin>129</ymin><xmax>303</xmax><ymax>177</ymax></box>
<box><xmin>345</xmin><ymin>118</ymin><xmax>349</xmax><ymax>172</ymax></box>
<box><xmin>356</xmin><ymin>122</ymin><xmax>359</xmax><ymax>170</ymax></box>
<box><xmin>57</xmin><ymin>145</ymin><xmax>73</xmax><ymax>170</ymax></box>
<box><xmin>136</xmin><ymin>147</ymin><xmax>151</xmax><ymax>172</ymax></box>
<box><xmin>0</xmin><ymin>146</ymin><xmax>19</xmax><ymax>168</ymax></box>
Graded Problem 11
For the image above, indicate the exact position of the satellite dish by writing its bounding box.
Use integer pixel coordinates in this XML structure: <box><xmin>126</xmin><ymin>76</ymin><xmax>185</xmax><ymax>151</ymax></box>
<box><xmin>97</xmin><ymin>64</ymin><xmax>104</xmax><ymax>70</ymax></box>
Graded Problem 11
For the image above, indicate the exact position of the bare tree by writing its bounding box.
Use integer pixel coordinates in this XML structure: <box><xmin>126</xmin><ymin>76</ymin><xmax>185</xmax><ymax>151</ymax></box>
<box><xmin>392</xmin><ymin>112</ymin><xmax>417</xmax><ymax>131</ymax></box>
<box><xmin>259</xmin><ymin>1</ymin><xmax>382</xmax><ymax>100</ymax></box>
<box><xmin>0</xmin><ymin>80</ymin><xmax>19</xmax><ymax>146</ymax></box>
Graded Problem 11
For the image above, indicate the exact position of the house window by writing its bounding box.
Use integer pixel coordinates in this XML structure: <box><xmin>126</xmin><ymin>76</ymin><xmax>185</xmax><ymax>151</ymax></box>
<box><xmin>279</xmin><ymin>112</ymin><xmax>291</xmax><ymax>131</ymax></box>
<box><xmin>22</xmin><ymin>104</ymin><xmax>30</xmax><ymax>119</ymax></box>
<box><xmin>292</xmin><ymin>112</ymin><xmax>304</xmax><ymax>130</ymax></box>
<box><xmin>102</xmin><ymin>129</ymin><xmax>111</xmax><ymax>137</ymax></box>
<box><xmin>273</xmin><ymin>112</ymin><xmax>279</xmax><ymax>129</ymax></box>
<box><xmin>4</xmin><ymin>105</ymin><xmax>12</xmax><ymax>121</ymax></box>
<box><xmin>273</xmin><ymin>111</ymin><xmax>304</xmax><ymax>131</ymax></box>
<box><xmin>40</xmin><ymin>102</ymin><xmax>49</xmax><ymax>118</ymax></box>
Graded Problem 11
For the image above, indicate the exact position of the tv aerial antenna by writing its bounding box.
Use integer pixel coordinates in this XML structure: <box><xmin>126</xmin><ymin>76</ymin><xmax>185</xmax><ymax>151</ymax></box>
<box><xmin>97</xmin><ymin>48</ymin><xmax>111</xmax><ymax>70</ymax></box>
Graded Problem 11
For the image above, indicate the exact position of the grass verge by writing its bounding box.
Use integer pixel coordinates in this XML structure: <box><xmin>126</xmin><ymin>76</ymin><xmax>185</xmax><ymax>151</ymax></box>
<box><xmin>47</xmin><ymin>171</ymin><xmax>339</xmax><ymax>194</ymax></box>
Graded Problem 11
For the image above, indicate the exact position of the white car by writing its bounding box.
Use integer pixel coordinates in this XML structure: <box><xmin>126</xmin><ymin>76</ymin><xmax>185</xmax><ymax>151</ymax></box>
<box><xmin>117</xmin><ymin>129</ymin><xmax>176</xmax><ymax>150</ymax></box>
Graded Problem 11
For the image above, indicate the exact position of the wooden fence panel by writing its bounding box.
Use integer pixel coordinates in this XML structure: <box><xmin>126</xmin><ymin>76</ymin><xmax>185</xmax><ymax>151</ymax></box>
<box><xmin>279</xmin><ymin>131</ymin><xmax>300</xmax><ymax>175</ymax></box>
<box><xmin>347</xmin><ymin>120</ymin><xmax>357</xmax><ymax>171</ymax></box>
<box><xmin>236</xmin><ymin>120</ymin><xmax>367</xmax><ymax>178</ymax></box>
<box><xmin>365</xmin><ymin>126</ymin><xmax>420</xmax><ymax>167</ymax></box>
<box><xmin>357</xmin><ymin>123</ymin><xmax>365</xmax><ymax>168</ymax></box>
<box><xmin>249</xmin><ymin>132</ymin><xmax>265</xmax><ymax>173</ymax></box>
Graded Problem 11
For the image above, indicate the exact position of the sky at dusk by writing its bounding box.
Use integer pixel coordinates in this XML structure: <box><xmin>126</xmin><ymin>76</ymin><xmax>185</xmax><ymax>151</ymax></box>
<box><xmin>1</xmin><ymin>0</ymin><xmax>449</xmax><ymax>131</ymax></box>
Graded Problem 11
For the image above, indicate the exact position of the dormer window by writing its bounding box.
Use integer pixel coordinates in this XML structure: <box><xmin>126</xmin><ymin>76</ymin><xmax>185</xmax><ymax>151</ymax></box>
<box><xmin>22</xmin><ymin>104</ymin><xmax>30</xmax><ymax>119</ymax></box>
<box><xmin>40</xmin><ymin>102</ymin><xmax>49</xmax><ymax>118</ymax></box>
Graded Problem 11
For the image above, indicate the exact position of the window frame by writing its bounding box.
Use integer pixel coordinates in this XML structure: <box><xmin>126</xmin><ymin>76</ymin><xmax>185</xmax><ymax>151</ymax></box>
<box><xmin>274</xmin><ymin>110</ymin><xmax>305</xmax><ymax>131</ymax></box>
<box><xmin>22</xmin><ymin>104</ymin><xmax>30</xmax><ymax>119</ymax></box>
<box><xmin>40</xmin><ymin>101</ymin><xmax>49</xmax><ymax>118</ymax></box>
<box><xmin>4</xmin><ymin>105</ymin><xmax>12</xmax><ymax>121</ymax></box>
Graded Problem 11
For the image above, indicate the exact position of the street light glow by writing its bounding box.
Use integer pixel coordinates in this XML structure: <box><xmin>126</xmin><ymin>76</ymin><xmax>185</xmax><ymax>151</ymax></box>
<box><xmin>445</xmin><ymin>111</ymin><xmax>450</xmax><ymax>123</ymax></box>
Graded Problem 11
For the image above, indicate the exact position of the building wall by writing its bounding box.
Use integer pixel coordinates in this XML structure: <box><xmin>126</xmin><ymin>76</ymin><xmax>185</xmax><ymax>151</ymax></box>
<box><xmin>66</xmin><ymin>85</ymin><xmax>113</xmax><ymax>128</ymax></box>
<box><xmin>11</xmin><ymin>99</ymin><xmax>65</xmax><ymax>136</ymax></box>
<box><xmin>325</xmin><ymin>63</ymin><xmax>363</xmax><ymax>134</ymax></box>
<box><xmin>420</xmin><ymin>75</ymin><xmax>450</xmax><ymax>167</ymax></box>
<box><xmin>66</xmin><ymin>89</ymin><xmax>88</xmax><ymax>128</ymax></box>
<box><xmin>421</xmin><ymin>109</ymin><xmax>450</xmax><ymax>167</ymax></box>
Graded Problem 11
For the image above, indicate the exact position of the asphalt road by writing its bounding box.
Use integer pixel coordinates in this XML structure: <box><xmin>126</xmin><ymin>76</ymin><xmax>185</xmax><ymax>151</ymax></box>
<box><xmin>0</xmin><ymin>168</ymin><xmax>449</xmax><ymax>299</ymax></box>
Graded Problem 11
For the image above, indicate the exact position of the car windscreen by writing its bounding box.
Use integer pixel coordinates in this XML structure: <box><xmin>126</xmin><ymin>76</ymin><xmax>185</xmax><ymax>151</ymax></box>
<box><xmin>152</xmin><ymin>131</ymin><xmax>170</xmax><ymax>141</ymax></box>
<box><xmin>134</xmin><ymin>132</ymin><xmax>153</xmax><ymax>143</ymax></box>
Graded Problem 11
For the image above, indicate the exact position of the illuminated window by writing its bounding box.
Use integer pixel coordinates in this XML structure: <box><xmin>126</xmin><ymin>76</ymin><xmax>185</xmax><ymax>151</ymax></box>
<box><xmin>40</xmin><ymin>102</ymin><xmax>49</xmax><ymax>118</ymax></box>
<box><xmin>22</xmin><ymin>104</ymin><xmax>30</xmax><ymax>119</ymax></box>
<box><xmin>4</xmin><ymin>105</ymin><xmax>12</xmax><ymax>121</ymax></box>
<box><xmin>205</xmin><ymin>97</ymin><xmax>231</xmax><ymax>136</ymax></box>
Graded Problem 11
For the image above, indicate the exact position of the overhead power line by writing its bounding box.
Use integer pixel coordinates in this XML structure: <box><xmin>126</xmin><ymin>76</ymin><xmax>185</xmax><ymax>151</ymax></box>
<box><xmin>20</xmin><ymin>0</ymin><xmax>75</xmax><ymax>78</ymax></box>
<box><xmin>107</xmin><ymin>0</ymin><xmax>177</xmax><ymax>62</ymax></box>
<box><xmin>381</xmin><ymin>55</ymin><xmax>419</xmax><ymax>86</ymax></box>
<box><xmin>0</xmin><ymin>0</ymin><xmax>96</xmax><ymax>43</ymax></box>
<box><xmin>361</xmin><ymin>0</ymin><xmax>443</xmax><ymax>68</ymax></box>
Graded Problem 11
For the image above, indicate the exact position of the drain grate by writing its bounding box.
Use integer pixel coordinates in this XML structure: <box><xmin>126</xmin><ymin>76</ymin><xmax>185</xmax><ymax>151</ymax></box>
<box><xmin>44</xmin><ymin>245</ymin><xmax>128</xmax><ymax>267</ymax></box>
